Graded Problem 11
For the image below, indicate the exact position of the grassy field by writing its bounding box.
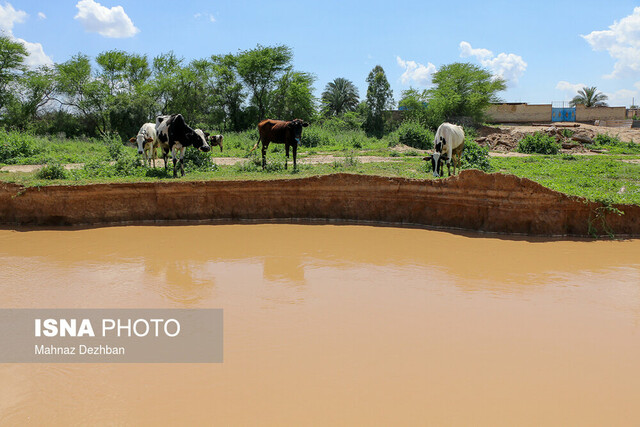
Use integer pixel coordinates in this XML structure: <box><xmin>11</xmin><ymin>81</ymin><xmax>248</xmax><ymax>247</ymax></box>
<box><xmin>1</xmin><ymin>128</ymin><xmax>639</xmax><ymax>205</ymax></box>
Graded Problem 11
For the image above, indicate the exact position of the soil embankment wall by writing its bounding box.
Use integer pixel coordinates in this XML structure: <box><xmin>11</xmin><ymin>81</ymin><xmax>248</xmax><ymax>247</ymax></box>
<box><xmin>0</xmin><ymin>171</ymin><xmax>638</xmax><ymax>236</ymax></box>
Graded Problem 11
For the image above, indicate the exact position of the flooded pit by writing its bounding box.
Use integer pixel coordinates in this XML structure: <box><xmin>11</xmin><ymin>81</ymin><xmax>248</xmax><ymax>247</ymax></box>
<box><xmin>0</xmin><ymin>224</ymin><xmax>639</xmax><ymax>425</ymax></box>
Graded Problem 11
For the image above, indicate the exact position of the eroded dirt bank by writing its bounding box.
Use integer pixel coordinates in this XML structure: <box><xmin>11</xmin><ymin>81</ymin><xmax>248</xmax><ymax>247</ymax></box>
<box><xmin>0</xmin><ymin>171</ymin><xmax>638</xmax><ymax>236</ymax></box>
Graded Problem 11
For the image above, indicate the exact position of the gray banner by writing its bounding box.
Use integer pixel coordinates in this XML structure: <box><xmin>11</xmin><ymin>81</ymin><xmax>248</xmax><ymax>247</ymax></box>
<box><xmin>0</xmin><ymin>309</ymin><xmax>223</xmax><ymax>363</ymax></box>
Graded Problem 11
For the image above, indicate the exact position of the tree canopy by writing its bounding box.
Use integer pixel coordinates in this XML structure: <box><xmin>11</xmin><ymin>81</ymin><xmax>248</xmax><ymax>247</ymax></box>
<box><xmin>364</xmin><ymin>65</ymin><xmax>394</xmax><ymax>137</ymax></box>
<box><xmin>0</xmin><ymin>44</ymin><xmax>317</xmax><ymax>137</ymax></box>
<box><xmin>426</xmin><ymin>62</ymin><xmax>506</xmax><ymax>127</ymax></box>
<box><xmin>570</xmin><ymin>86</ymin><xmax>608</xmax><ymax>107</ymax></box>
<box><xmin>321</xmin><ymin>77</ymin><xmax>359</xmax><ymax>116</ymax></box>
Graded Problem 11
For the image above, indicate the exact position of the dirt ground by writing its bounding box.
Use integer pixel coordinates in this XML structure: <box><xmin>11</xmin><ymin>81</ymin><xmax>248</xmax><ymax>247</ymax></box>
<box><xmin>477</xmin><ymin>123</ymin><xmax>640</xmax><ymax>153</ymax></box>
<box><xmin>0</xmin><ymin>155</ymin><xmax>404</xmax><ymax>173</ymax></box>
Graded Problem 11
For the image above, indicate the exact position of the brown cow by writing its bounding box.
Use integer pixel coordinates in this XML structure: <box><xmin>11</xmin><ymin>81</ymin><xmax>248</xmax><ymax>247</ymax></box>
<box><xmin>251</xmin><ymin>119</ymin><xmax>309</xmax><ymax>170</ymax></box>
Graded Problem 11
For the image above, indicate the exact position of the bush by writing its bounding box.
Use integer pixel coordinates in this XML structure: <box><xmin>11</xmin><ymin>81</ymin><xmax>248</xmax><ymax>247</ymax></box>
<box><xmin>36</xmin><ymin>163</ymin><xmax>67</xmax><ymax>180</ymax></box>
<box><xmin>0</xmin><ymin>129</ymin><xmax>39</xmax><ymax>163</ymax></box>
<box><xmin>183</xmin><ymin>148</ymin><xmax>213</xmax><ymax>171</ymax></box>
<box><xmin>103</xmin><ymin>134</ymin><xmax>126</xmax><ymax>161</ymax></box>
<box><xmin>396</xmin><ymin>120</ymin><xmax>434</xmax><ymax>149</ymax></box>
<box><xmin>461</xmin><ymin>140</ymin><xmax>492</xmax><ymax>172</ymax></box>
<box><xmin>300</xmin><ymin>126</ymin><xmax>331</xmax><ymax>147</ymax></box>
<box><xmin>114</xmin><ymin>151</ymin><xmax>142</xmax><ymax>176</ymax></box>
<box><xmin>560</xmin><ymin>129</ymin><xmax>575</xmax><ymax>138</ymax></box>
<box><xmin>517</xmin><ymin>132</ymin><xmax>560</xmax><ymax>155</ymax></box>
<box><xmin>593</xmin><ymin>134</ymin><xmax>622</xmax><ymax>146</ymax></box>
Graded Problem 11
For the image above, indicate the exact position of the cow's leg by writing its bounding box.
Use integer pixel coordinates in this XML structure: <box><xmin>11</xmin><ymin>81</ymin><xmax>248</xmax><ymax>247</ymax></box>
<box><xmin>151</xmin><ymin>144</ymin><xmax>157</xmax><ymax>168</ymax></box>
<box><xmin>179</xmin><ymin>146</ymin><xmax>186</xmax><ymax>177</ymax></box>
<box><xmin>171</xmin><ymin>147</ymin><xmax>178</xmax><ymax>178</ymax></box>
<box><xmin>285</xmin><ymin>144</ymin><xmax>290</xmax><ymax>169</ymax></box>
<box><xmin>163</xmin><ymin>148</ymin><xmax>169</xmax><ymax>171</ymax></box>
<box><xmin>261</xmin><ymin>143</ymin><xmax>268</xmax><ymax>169</ymax></box>
<box><xmin>293</xmin><ymin>144</ymin><xmax>298</xmax><ymax>170</ymax></box>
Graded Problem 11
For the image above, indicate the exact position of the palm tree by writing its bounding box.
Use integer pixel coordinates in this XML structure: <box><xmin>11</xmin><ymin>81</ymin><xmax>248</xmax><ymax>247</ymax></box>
<box><xmin>570</xmin><ymin>86</ymin><xmax>609</xmax><ymax>107</ymax></box>
<box><xmin>321</xmin><ymin>77</ymin><xmax>359</xmax><ymax>116</ymax></box>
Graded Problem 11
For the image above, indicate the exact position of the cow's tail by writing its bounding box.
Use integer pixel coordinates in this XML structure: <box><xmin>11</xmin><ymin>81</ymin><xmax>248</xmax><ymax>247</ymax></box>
<box><xmin>249</xmin><ymin>136</ymin><xmax>261</xmax><ymax>154</ymax></box>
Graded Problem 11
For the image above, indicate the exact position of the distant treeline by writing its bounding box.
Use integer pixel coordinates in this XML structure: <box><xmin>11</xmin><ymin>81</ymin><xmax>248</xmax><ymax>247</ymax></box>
<box><xmin>0</xmin><ymin>35</ymin><xmax>505</xmax><ymax>140</ymax></box>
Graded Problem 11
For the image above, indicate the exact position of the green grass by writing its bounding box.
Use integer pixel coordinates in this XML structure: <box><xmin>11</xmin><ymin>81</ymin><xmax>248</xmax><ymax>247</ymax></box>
<box><xmin>0</xmin><ymin>129</ymin><xmax>111</xmax><ymax>165</ymax></box>
<box><xmin>490</xmin><ymin>154</ymin><xmax>640</xmax><ymax>205</ymax></box>
<box><xmin>2</xmin><ymin>128</ymin><xmax>640</xmax><ymax>206</ymax></box>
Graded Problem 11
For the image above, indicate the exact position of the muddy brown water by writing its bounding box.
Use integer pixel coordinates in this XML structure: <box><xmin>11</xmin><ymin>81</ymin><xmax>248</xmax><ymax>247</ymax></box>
<box><xmin>0</xmin><ymin>224</ymin><xmax>639</xmax><ymax>425</ymax></box>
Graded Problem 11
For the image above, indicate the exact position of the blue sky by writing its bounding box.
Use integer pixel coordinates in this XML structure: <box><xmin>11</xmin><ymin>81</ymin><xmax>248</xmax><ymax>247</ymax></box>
<box><xmin>4</xmin><ymin>0</ymin><xmax>640</xmax><ymax>107</ymax></box>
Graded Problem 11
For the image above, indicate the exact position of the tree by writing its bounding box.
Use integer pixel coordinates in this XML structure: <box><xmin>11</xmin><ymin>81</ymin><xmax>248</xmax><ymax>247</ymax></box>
<box><xmin>4</xmin><ymin>66</ymin><xmax>56</xmax><ymax>129</ymax></box>
<box><xmin>96</xmin><ymin>50</ymin><xmax>154</xmax><ymax>138</ymax></box>
<box><xmin>53</xmin><ymin>53</ymin><xmax>106</xmax><ymax>135</ymax></box>
<box><xmin>151</xmin><ymin>51</ymin><xmax>184</xmax><ymax>116</ymax></box>
<box><xmin>235</xmin><ymin>44</ymin><xmax>292</xmax><ymax>120</ymax></box>
<box><xmin>0</xmin><ymin>35</ymin><xmax>28</xmax><ymax>112</ymax></box>
<box><xmin>426</xmin><ymin>62</ymin><xmax>506</xmax><ymax>127</ymax></box>
<box><xmin>570</xmin><ymin>86</ymin><xmax>608</xmax><ymax>107</ymax></box>
<box><xmin>364</xmin><ymin>65</ymin><xmax>394</xmax><ymax>137</ymax></box>
<box><xmin>271</xmin><ymin>70</ymin><xmax>316</xmax><ymax>121</ymax></box>
<box><xmin>398</xmin><ymin>87</ymin><xmax>429</xmax><ymax>123</ymax></box>
<box><xmin>96</xmin><ymin>50</ymin><xmax>151</xmax><ymax>94</ymax></box>
<box><xmin>321</xmin><ymin>77</ymin><xmax>359</xmax><ymax>116</ymax></box>
<box><xmin>210</xmin><ymin>54</ymin><xmax>246</xmax><ymax>131</ymax></box>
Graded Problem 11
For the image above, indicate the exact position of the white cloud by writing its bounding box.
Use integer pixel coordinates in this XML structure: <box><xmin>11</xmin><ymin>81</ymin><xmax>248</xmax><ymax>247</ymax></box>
<box><xmin>396</xmin><ymin>56</ymin><xmax>436</xmax><ymax>86</ymax></box>
<box><xmin>0</xmin><ymin>3</ymin><xmax>52</xmax><ymax>67</ymax></box>
<box><xmin>605</xmin><ymin>88</ymin><xmax>638</xmax><ymax>106</ymax></box>
<box><xmin>0</xmin><ymin>2</ymin><xmax>27</xmax><ymax>32</ymax></box>
<box><xmin>38</xmin><ymin>12</ymin><xmax>46</xmax><ymax>20</ymax></box>
<box><xmin>459</xmin><ymin>41</ymin><xmax>492</xmax><ymax>60</ymax></box>
<box><xmin>582</xmin><ymin>7</ymin><xmax>640</xmax><ymax>79</ymax></box>
<box><xmin>458</xmin><ymin>41</ymin><xmax>527</xmax><ymax>85</ymax></box>
<box><xmin>555</xmin><ymin>81</ymin><xmax>587</xmax><ymax>93</ymax></box>
<box><xmin>18</xmin><ymin>38</ymin><xmax>53</xmax><ymax>67</ymax></box>
<box><xmin>194</xmin><ymin>12</ymin><xmax>215</xmax><ymax>23</ymax></box>
<box><xmin>74</xmin><ymin>0</ymin><xmax>139</xmax><ymax>38</ymax></box>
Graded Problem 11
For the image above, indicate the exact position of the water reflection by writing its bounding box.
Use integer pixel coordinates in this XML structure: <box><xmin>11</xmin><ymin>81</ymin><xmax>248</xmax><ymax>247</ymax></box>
<box><xmin>0</xmin><ymin>225</ymin><xmax>639</xmax><ymax>425</ymax></box>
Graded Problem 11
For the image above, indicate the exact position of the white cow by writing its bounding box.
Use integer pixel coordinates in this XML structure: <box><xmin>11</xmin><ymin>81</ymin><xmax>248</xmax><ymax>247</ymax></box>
<box><xmin>429</xmin><ymin>122</ymin><xmax>465</xmax><ymax>177</ymax></box>
<box><xmin>129</xmin><ymin>123</ymin><xmax>159</xmax><ymax>167</ymax></box>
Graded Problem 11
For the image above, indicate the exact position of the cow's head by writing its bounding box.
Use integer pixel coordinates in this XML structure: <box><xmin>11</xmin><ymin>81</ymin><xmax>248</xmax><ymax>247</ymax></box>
<box><xmin>209</xmin><ymin>134</ymin><xmax>223</xmax><ymax>152</ymax></box>
<box><xmin>423</xmin><ymin>155</ymin><xmax>444</xmax><ymax>177</ymax></box>
<box><xmin>129</xmin><ymin>135</ymin><xmax>154</xmax><ymax>155</ymax></box>
<box><xmin>287</xmin><ymin>119</ymin><xmax>309</xmax><ymax>145</ymax></box>
<box><xmin>430</xmin><ymin>136</ymin><xmax>446</xmax><ymax>177</ymax></box>
<box><xmin>193</xmin><ymin>129</ymin><xmax>211</xmax><ymax>152</ymax></box>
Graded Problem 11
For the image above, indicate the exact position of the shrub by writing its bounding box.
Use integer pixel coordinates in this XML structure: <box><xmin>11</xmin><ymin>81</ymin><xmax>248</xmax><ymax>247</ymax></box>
<box><xmin>0</xmin><ymin>129</ymin><xmax>38</xmax><ymax>163</ymax></box>
<box><xmin>350</xmin><ymin>134</ymin><xmax>364</xmax><ymax>149</ymax></box>
<box><xmin>103</xmin><ymin>134</ymin><xmax>126</xmax><ymax>161</ymax></box>
<box><xmin>593</xmin><ymin>134</ymin><xmax>622</xmax><ymax>146</ymax></box>
<box><xmin>114</xmin><ymin>151</ymin><xmax>142</xmax><ymax>176</ymax></box>
<box><xmin>235</xmin><ymin>157</ymin><xmax>261</xmax><ymax>173</ymax></box>
<box><xmin>183</xmin><ymin>148</ymin><xmax>213</xmax><ymax>171</ymax></box>
<box><xmin>517</xmin><ymin>132</ymin><xmax>560</xmax><ymax>155</ymax></box>
<box><xmin>300</xmin><ymin>126</ymin><xmax>329</xmax><ymax>147</ymax></box>
<box><xmin>461</xmin><ymin>141</ymin><xmax>492</xmax><ymax>172</ymax></box>
<box><xmin>560</xmin><ymin>129</ymin><xmax>575</xmax><ymax>138</ymax></box>
<box><xmin>36</xmin><ymin>164</ymin><xmax>67</xmax><ymax>180</ymax></box>
<box><xmin>396</xmin><ymin>120</ymin><xmax>434</xmax><ymax>149</ymax></box>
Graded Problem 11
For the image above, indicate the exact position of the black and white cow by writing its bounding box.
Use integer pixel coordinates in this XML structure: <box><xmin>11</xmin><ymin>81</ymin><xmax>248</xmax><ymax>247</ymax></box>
<box><xmin>155</xmin><ymin>114</ymin><xmax>212</xmax><ymax>177</ymax></box>
<box><xmin>424</xmin><ymin>122</ymin><xmax>465</xmax><ymax>177</ymax></box>
<box><xmin>129</xmin><ymin>123</ymin><xmax>158</xmax><ymax>167</ymax></box>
